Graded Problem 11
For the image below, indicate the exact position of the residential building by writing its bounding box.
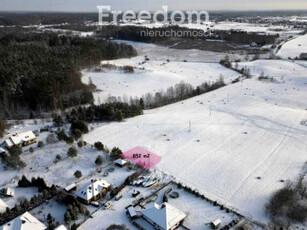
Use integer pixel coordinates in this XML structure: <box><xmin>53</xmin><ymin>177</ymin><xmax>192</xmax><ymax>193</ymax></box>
<box><xmin>141</xmin><ymin>202</ymin><xmax>186</xmax><ymax>230</ymax></box>
<box><xmin>76</xmin><ymin>179</ymin><xmax>111</xmax><ymax>204</ymax></box>
<box><xmin>0</xmin><ymin>212</ymin><xmax>47</xmax><ymax>230</ymax></box>
<box><xmin>4</xmin><ymin>131</ymin><xmax>36</xmax><ymax>149</ymax></box>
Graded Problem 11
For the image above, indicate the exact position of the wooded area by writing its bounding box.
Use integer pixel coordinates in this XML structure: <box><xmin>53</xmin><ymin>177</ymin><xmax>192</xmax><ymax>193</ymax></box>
<box><xmin>0</xmin><ymin>29</ymin><xmax>136</xmax><ymax>118</ymax></box>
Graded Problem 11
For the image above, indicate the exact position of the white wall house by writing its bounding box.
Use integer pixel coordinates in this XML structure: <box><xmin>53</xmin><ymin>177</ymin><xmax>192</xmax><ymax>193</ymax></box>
<box><xmin>76</xmin><ymin>179</ymin><xmax>111</xmax><ymax>204</ymax></box>
<box><xmin>4</xmin><ymin>131</ymin><xmax>36</xmax><ymax>149</ymax></box>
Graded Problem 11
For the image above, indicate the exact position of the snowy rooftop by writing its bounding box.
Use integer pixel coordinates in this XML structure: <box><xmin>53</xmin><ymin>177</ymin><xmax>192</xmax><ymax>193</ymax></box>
<box><xmin>141</xmin><ymin>202</ymin><xmax>186</xmax><ymax>230</ymax></box>
<box><xmin>0</xmin><ymin>199</ymin><xmax>8</xmax><ymax>213</ymax></box>
<box><xmin>0</xmin><ymin>212</ymin><xmax>47</xmax><ymax>230</ymax></box>
<box><xmin>114</xmin><ymin>159</ymin><xmax>127</xmax><ymax>166</ymax></box>
<box><xmin>5</xmin><ymin>131</ymin><xmax>36</xmax><ymax>147</ymax></box>
<box><xmin>76</xmin><ymin>179</ymin><xmax>110</xmax><ymax>201</ymax></box>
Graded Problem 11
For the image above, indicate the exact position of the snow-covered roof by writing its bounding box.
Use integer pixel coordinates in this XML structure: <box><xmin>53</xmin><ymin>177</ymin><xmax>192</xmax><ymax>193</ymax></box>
<box><xmin>64</xmin><ymin>183</ymin><xmax>76</xmax><ymax>192</ymax></box>
<box><xmin>54</xmin><ymin>225</ymin><xmax>67</xmax><ymax>230</ymax></box>
<box><xmin>76</xmin><ymin>179</ymin><xmax>110</xmax><ymax>201</ymax></box>
<box><xmin>0</xmin><ymin>212</ymin><xmax>47</xmax><ymax>230</ymax></box>
<box><xmin>5</xmin><ymin>131</ymin><xmax>36</xmax><ymax>147</ymax></box>
<box><xmin>0</xmin><ymin>148</ymin><xmax>6</xmax><ymax>154</ymax></box>
<box><xmin>212</xmin><ymin>219</ymin><xmax>221</xmax><ymax>226</ymax></box>
<box><xmin>141</xmin><ymin>203</ymin><xmax>186</xmax><ymax>230</ymax></box>
<box><xmin>114</xmin><ymin>159</ymin><xmax>127</xmax><ymax>166</ymax></box>
<box><xmin>0</xmin><ymin>199</ymin><xmax>8</xmax><ymax>213</ymax></box>
<box><xmin>127</xmin><ymin>207</ymin><xmax>137</xmax><ymax>218</ymax></box>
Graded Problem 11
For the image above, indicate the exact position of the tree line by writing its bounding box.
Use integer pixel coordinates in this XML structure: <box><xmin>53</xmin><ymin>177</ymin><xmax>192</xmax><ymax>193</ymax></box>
<box><xmin>106</xmin><ymin>77</ymin><xmax>226</xmax><ymax>110</ymax></box>
<box><xmin>0</xmin><ymin>29</ymin><xmax>136</xmax><ymax>118</ymax></box>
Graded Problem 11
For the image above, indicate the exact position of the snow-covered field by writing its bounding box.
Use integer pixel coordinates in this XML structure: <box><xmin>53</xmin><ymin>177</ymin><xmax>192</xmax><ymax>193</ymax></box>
<box><xmin>84</xmin><ymin>59</ymin><xmax>307</xmax><ymax>223</ymax></box>
<box><xmin>120</xmin><ymin>21</ymin><xmax>304</xmax><ymax>36</ymax></box>
<box><xmin>82</xmin><ymin>41</ymin><xmax>241</xmax><ymax>103</ymax></box>
<box><xmin>278</xmin><ymin>33</ymin><xmax>307</xmax><ymax>59</ymax></box>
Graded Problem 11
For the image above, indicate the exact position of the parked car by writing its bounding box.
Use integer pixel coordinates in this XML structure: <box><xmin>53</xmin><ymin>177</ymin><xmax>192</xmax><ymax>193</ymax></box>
<box><xmin>103</xmin><ymin>202</ymin><xmax>112</xmax><ymax>210</ymax></box>
<box><xmin>115</xmin><ymin>194</ymin><xmax>123</xmax><ymax>201</ymax></box>
<box><xmin>90</xmin><ymin>201</ymin><xmax>100</xmax><ymax>207</ymax></box>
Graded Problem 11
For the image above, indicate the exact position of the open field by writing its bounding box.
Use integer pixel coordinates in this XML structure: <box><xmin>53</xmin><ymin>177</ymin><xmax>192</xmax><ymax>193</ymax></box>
<box><xmin>84</xmin><ymin>59</ymin><xmax>307</xmax><ymax>223</ymax></box>
<box><xmin>278</xmin><ymin>33</ymin><xmax>307</xmax><ymax>59</ymax></box>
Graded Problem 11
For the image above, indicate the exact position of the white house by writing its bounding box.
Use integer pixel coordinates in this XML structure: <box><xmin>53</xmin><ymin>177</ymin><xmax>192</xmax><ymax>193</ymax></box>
<box><xmin>4</xmin><ymin>131</ymin><xmax>36</xmax><ymax>148</ymax></box>
<box><xmin>141</xmin><ymin>202</ymin><xmax>186</xmax><ymax>230</ymax></box>
<box><xmin>76</xmin><ymin>179</ymin><xmax>111</xmax><ymax>204</ymax></box>
<box><xmin>0</xmin><ymin>199</ymin><xmax>8</xmax><ymax>214</ymax></box>
<box><xmin>0</xmin><ymin>212</ymin><xmax>47</xmax><ymax>230</ymax></box>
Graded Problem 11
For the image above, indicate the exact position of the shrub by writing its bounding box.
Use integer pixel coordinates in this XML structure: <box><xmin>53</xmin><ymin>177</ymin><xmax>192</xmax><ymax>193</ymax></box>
<box><xmin>29</xmin><ymin>147</ymin><xmax>34</xmax><ymax>153</ymax></box>
<box><xmin>37</xmin><ymin>141</ymin><xmax>44</xmax><ymax>148</ymax></box>
<box><xmin>77</xmin><ymin>141</ymin><xmax>84</xmax><ymax>148</ymax></box>
<box><xmin>110</xmin><ymin>147</ymin><xmax>122</xmax><ymax>160</ymax></box>
<box><xmin>46</xmin><ymin>133</ymin><xmax>57</xmax><ymax>144</ymax></box>
<box><xmin>94</xmin><ymin>142</ymin><xmax>104</xmax><ymax>151</ymax></box>
<box><xmin>71</xmin><ymin>119</ymin><xmax>88</xmax><ymax>134</ymax></box>
<box><xmin>67</xmin><ymin>147</ymin><xmax>78</xmax><ymax>158</ymax></box>
<box><xmin>72</xmin><ymin>129</ymin><xmax>82</xmax><ymax>140</ymax></box>
<box><xmin>95</xmin><ymin>156</ymin><xmax>103</xmax><ymax>165</ymax></box>
<box><xmin>74</xmin><ymin>170</ymin><xmax>82</xmax><ymax>178</ymax></box>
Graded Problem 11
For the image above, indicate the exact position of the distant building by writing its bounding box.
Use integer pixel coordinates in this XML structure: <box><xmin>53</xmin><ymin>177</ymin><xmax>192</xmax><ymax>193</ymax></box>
<box><xmin>0</xmin><ymin>199</ymin><xmax>8</xmax><ymax>214</ymax></box>
<box><xmin>141</xmin><ymin>202</ymin><xmax>186</xmax><ymax>230</ymax></box>
<box><xmin>114</xmin><ymin>159</ymin><xmax>127</xmax><ymax>168</ymax></box>
<box><xmin>76</xmin><ymin>179</ymin><xmax>111</xmax><ymax>204</ymax></box>
<box><xmin>4</xmin><ymin>131</ymin><xmax>36</xmax><ymax>149</ymax></box>
<box><xmin>0</xmin><ymin>211</ymin><xmax>47</xmax><ymax>230</ymax></box>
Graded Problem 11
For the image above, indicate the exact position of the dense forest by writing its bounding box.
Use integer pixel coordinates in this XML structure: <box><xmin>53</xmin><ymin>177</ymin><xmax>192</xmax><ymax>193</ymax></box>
<box><xmin>0</xmin><ymin>29</ymin><xmax>136</xmax><ymax>118</ymax></box>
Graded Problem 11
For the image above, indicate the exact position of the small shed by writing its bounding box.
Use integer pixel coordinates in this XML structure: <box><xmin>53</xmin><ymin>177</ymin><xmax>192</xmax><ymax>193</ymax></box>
<box><xmin>114</xmin><ymin>159</ymin><xmax>127</xmax><ymax>167</ymax></box>
<box><xmin>64</xmin><ymin>183</ymin><xmax>77</xmax><ymax>192</ymax></box>
<box><xmin>211</xmin><ymin>219</ymin><xmax>221</xmax><ymax>229</ymax></box>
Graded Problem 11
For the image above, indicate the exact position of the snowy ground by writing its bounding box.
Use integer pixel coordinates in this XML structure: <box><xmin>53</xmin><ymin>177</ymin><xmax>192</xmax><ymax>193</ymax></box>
<box><xmin>278</xmin><ymin>33</ymin><xmax>307</xmax><ymax>59</ymax></box>
<box><xmin>84</xmin><ymin>59</ymin><xmax>307</xmax><ymax>224</ymax></box>
<box><xmin>82</xmin><ymin>41</ymin><xmax>242</xmax><ymax>103</ymax></box>
<box><xmin>120</xmin><ymin>21</ymin><xmax>304</xmax><ymax>36</ymax></box>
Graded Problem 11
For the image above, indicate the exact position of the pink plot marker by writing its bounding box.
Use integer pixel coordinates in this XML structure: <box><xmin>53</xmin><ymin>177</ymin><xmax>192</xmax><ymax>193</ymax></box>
<box><xmin>120</xmin><ymin>146</ymin><xmax>161</xmax><ymax>169</ymax></box>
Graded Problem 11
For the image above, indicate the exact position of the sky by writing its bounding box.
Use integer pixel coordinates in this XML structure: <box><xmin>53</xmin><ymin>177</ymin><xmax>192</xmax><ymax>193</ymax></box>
<box><xmin>0</xmin><ymin>0</ymin><xmax>307</xmax><ymax>12</ymax></box>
